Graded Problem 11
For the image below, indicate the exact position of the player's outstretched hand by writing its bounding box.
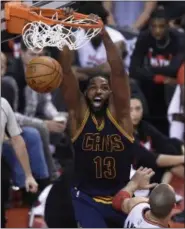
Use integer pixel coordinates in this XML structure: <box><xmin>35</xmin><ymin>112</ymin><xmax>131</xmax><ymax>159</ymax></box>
<box><xmin>131</xmin><ymin>167</ymin><xmax>158</xmax><ymax>190</ymax></box>
<box><xmin>25</xmin><ymin>175</ymin><xmax>38</xmax><ymax>193</ymax></box>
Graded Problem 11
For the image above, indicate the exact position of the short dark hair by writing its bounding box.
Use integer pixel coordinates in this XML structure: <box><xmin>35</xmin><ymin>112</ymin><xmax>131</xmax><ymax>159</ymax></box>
<box><xmin>149</xmin><ymin>184</ymin><xmax>175</xmax><ymax>219</ymax></box>
<box><xmin>81</xmin><ymin>75</ymin><xmax>110</xmax><ymax>94</ymax></box>
<box><xmin>87</xmin><ymin>75</ymin><xmax>109</xmax><ymax>87</ymax></box>
<box><xmin>150</xmin><ymin>7</ymin><xmax>168</xmax><ymax>21</ymax></box>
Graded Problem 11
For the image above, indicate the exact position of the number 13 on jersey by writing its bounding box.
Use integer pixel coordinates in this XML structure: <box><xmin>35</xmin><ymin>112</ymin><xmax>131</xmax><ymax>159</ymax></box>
<box><xmin>93</xmin><ymin>156</ymin><xmax>116</xmax><ymax>179</ymax></box>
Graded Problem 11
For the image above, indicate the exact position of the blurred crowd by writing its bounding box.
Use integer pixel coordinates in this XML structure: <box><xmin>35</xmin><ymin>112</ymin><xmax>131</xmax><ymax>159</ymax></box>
<box><xmin>1</xmin><ymin>1</ymin><xmax>185</xmax><ymax>226</ymax></box>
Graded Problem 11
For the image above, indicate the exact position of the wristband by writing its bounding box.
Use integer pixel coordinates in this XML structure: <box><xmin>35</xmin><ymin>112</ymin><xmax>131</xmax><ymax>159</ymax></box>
<box><xmin>112</xmin><ymin>190</ymin><xmax>131</xmax><ymax>211</ymax></box>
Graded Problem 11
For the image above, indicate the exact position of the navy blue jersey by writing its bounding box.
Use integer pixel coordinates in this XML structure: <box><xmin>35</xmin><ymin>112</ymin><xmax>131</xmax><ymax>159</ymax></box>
<box><xmin>72</xmin><ymin>108</ymin><xmax>135</xmax><ymax>200</ymax></box>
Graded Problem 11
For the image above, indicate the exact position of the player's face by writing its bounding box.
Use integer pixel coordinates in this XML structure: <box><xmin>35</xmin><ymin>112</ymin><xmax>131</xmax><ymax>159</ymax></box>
<box><xmin>21</xmin><ymin>49</ymin><xmax>48</xmax><ymax>66</ymax></box>
<box><xmin>86</xmin><ymin>77</ymin><xmax>111</xmax><ymax>115</ymax></box>
<box><xmin>150</xmin><ymin>18</ymin><xmax>168</xmax><ymax>40</ymax></box>
<box><xmin>130</xmin><ymin>98</ymin><xmax>143</xmax><ymax>126</ymax></box>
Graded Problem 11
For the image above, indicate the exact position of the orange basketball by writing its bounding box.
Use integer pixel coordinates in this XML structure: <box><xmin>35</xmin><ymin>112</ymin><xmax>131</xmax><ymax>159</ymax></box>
<box><xmin>25</xmin><ymin>56</ymin><xmax>63</xmax><ymax>93</ymax></box>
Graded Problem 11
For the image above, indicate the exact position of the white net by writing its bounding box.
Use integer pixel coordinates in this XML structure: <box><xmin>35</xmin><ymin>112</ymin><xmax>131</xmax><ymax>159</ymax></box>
<box><xmin>22</xmin><ymin>11</ymin><xmax>102</xmax><ymax>53</ymax></box>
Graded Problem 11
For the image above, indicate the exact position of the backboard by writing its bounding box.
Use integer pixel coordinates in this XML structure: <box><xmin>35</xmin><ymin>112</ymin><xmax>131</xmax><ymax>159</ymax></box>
<box><xmin>1</xmin><ymin>0</ymin><xmax>75</xmax><ymax>43</ymax></box>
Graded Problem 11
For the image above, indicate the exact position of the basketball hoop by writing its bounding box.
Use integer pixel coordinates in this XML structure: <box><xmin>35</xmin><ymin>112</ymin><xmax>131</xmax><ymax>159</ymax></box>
<box><xmin>4</xmin><ymin>2</ymin><xmax>103</xmax><ymax>52</ymax></box>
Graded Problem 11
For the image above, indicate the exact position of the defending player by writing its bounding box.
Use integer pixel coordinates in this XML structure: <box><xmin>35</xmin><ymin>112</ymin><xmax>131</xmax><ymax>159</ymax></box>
<box><xmin>59</xmin><ymin>11</ymin><xmax>184</xmax><ymax>227</ymax></box>
<box><xmin>112</xmin><ymin>167</ymin><xmax>176</xmax><ymax>228</ymax></box>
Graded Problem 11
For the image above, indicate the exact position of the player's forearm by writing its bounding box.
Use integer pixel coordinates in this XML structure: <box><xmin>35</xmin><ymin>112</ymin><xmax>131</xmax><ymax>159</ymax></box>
<box><xmin>101</xmin><ymin>30</ymin><xmax>126</xmax><ymax>77</ymax></box>
<box><xmin>156</xmin><ymin>155</ymin><xmax>184</xmax><ymax>167</ymax></box>
<box><xmin>11</xmin><ymin>135</ymin><xmax>32</xmax><ymax>177</ymax></box>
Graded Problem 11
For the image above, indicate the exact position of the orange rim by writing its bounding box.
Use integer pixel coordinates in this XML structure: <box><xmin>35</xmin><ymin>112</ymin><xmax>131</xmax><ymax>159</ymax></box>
<box><xmin>5</xmin><ymin>2</ymin><xmax>104</xmax><ymax>34</ymax></box>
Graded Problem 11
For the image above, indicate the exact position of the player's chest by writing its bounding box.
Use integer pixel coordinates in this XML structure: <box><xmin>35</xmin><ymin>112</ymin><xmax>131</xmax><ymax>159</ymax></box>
<box><xmin>81</xmin><ymin>132</ymin><xmax>125</xmax><ymax>153</ymax></box>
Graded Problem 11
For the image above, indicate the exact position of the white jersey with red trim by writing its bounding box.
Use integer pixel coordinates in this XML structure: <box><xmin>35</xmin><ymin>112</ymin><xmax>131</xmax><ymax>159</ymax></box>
<box><xmin>124</xmin><ymin>202</ymin><xmax>163</xmax><ymax>228</ymax></box>
<box><xmin>76</xmin><ymin>26</ymin><xmax>126</xmax><ymax>68</ymax></box>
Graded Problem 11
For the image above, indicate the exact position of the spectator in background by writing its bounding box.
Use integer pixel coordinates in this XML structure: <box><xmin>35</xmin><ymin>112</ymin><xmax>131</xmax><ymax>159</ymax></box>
<box><xmin>1</xmin><ymin>97</ymin><xmax>38</xmax><ymax>227</ymax></box>
<box><xmin>132</xmin><ymin>1</ymin><xmax>185</xmax><ymax>31</ymax></box>
<box><xmin>129</xmin><ymin>7</ymin><xmax>185</xmax><ymax>134</ymax></box>
<box><xmin>168</xmin><ymin>79</ymin><xmax>185</xmax><ymax>224</ymax></box>
<box><xmin>130</xmin><ymin>94</ymin><xmax>184</xmax><ymax>202</ymax></box>
<box><xmin>103</xmin><ymin>1</ymin><xmax>151</xmax><ymax>30</ymax></box>
<box><xmin>1</xmin><ymin>51</ymin><xmax>64</xmax><ymax>179</ymax></box>
<box><xmin>103</xmin><ymin>1</ymin><xmax>185</xmax><ymax>31</ymax></box>
<box><xmin>2</xmin><ymin>126</ymin><xmax>50</xmax><ymax>206</ymax></box>
<box><xmin>73</xmin><ymin>2</ymin><xmax>127</xmax><ymax>79</ymax></box>
<box><xmin>1</xmin><ymin>53</ymin><xmax>51</xmax><ymax>205</ymax></box>
<box><xmin>158</xmin><ymin>2</ymin><xmax>185</xmax><ymax>28</ymax></box>
<box><xmin>168</xmin><ymin>85</ymin><xmax>184</xmax><ymax>141</ymax></box>
<box><xmin>129</xmin><ymin>7</ymin><xmax>185</xmax><ymax>89</ymax></box>
<box><xmin>1</xmin><ymin>52</ymin><xmax>7</xmax><ymax>77</ymax></box>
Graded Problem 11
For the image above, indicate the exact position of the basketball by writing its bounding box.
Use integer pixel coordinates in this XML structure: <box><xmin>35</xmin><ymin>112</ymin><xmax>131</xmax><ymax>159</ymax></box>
<box><xmin>25</xmin><ymin>56</ymin><xmax>63</xmax><ymax>93</ymax></box>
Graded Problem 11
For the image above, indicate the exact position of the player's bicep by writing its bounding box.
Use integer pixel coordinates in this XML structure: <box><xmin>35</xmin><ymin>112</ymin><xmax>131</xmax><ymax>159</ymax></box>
<box><xmin>122</xmin><ymin>197</ymin><xmax>148</xmax><ymax>214</ymax></box>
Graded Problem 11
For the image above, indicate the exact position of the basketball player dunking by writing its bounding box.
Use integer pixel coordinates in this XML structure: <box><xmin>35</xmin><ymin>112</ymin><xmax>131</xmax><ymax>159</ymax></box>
<box><xmin>58</xmin><ymin>12</ymin><xmax>183</xmax><ymax>228</ymax></box>
<box><xmin>112</xmin><ymin>167</ymin><xmax>175</xmax><ymax>228</ymax></box>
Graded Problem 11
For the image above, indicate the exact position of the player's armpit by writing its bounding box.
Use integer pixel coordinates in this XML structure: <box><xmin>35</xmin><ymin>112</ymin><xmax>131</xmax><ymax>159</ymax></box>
<box><xmin>122</xmin><ymin>197</ymin><xmax>148</xmax><ymax>214</ymax></box>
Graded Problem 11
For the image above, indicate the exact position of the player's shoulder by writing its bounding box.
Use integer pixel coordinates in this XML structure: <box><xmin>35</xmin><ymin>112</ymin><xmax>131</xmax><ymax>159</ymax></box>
<box><xmin>105</xmin><ymin>26</ymin><xmax>126</xmax><ymax>43</ymax></box>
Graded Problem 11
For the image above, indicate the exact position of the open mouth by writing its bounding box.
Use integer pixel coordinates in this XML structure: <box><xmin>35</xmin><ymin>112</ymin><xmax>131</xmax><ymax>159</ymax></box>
<box><xmin>93</xmin><ymin>96</ymin><xmax>102</xmax><ymax>107</ymax></box>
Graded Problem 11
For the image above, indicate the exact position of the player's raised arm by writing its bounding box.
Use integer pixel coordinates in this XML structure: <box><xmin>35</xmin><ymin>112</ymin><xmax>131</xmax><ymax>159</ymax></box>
<box><xmin>101</xmin><ymin>29</ymin><xmax>130</xmax><ymax>116</ymax></box>
<box><xmin>59</xmin><ymin>46</ymin><xmax>87</xmax><ymax>114</ymax></box>
<box><xmin>59</xmin><ymin>8</ymin><xmax>87</xmax><ymax>115</ymax></box>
